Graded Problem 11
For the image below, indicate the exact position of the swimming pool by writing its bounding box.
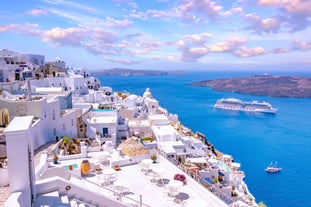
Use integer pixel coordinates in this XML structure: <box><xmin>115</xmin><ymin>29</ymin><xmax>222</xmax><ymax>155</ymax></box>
<box><xmin>217</xmin><ymin>161</ymin><xmax>232</xmax><ymax>174</ymax></box>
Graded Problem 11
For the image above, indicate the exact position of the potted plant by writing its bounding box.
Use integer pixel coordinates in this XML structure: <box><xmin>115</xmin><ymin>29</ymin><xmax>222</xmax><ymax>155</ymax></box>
<box><xmin>151</xmin><ymin>155</ymin><xmax>157</xmax><ymax>163</ymax></box>
<box><xmin>80</xmin><ymin>160</ymin><xmax>91</xmax><ymax>177</ymax></box>
<box><xmin>174</xmin><ymin>174</ymin><xmax>186</xmax><ymax>184</ymax></box>
<box><xmin>53</xmin><ymin>155</ymin><xmax>59</xmax><ymax>164</ymax></box>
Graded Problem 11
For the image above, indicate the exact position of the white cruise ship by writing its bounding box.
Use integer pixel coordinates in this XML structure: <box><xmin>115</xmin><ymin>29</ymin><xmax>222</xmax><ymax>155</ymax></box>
<box><xmin>214</xmin><ymin>98</ymin><xmax>278</xmax><ymax>114</ymax></box>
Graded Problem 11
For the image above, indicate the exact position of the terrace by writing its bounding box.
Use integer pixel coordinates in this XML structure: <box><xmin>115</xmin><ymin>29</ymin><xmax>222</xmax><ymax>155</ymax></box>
<box><xmin>34</xmin><ymin>146</ymin><xmax>228</xmax><ymax>207</ymax></box>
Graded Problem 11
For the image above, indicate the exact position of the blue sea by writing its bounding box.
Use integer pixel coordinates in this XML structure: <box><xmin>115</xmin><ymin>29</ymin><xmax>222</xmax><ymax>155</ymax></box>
<box><xmin>97</xmin><ymin>71</ymin><xmax>311</xmax><ymax>207</ymax></box>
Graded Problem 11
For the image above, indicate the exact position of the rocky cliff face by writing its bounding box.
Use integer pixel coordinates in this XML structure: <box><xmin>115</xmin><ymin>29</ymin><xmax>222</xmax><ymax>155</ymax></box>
<box><xmin>189</xmin><ymin>75</ymin><xmax>311</xmax><ymax>98</ymax></box>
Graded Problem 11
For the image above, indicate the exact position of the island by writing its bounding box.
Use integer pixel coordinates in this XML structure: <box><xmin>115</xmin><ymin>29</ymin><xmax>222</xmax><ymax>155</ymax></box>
<box><xmin>188</xmin><ymin>75</ymin><xmax>311</xmax><ymax>98</ymax></box>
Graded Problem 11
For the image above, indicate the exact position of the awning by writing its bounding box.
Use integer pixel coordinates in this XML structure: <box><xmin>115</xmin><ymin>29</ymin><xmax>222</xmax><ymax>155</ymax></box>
<box><xmin>187</xmin><ymin>157</ymin><xmax>207</xmax><ymax>164</ymax></box>
<box><xmin>208</xmin><ymin>158</ymin><xmax>218</xmax><ymax>164</ymax></box>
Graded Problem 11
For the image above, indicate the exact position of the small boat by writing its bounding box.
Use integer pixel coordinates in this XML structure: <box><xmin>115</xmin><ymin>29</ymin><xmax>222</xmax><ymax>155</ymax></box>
<box><xmin>265</xmin><ymin>161</ymin><xmax>282</xmax><ymax>173</ymax></box>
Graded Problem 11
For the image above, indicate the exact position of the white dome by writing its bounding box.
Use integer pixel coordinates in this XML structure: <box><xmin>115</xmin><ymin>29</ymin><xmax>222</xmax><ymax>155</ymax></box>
<box><xmin>143</xmin><ymin>88</ymin><xmax>152</xmax><ymax>98</ymax></box>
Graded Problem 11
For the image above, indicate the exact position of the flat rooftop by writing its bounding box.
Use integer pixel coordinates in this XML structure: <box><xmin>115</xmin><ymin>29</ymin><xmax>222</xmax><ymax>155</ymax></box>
<box><xmin>46</xmin><ymin>151</ymin><xmax>228</xmax><ymax>207</ymax></box>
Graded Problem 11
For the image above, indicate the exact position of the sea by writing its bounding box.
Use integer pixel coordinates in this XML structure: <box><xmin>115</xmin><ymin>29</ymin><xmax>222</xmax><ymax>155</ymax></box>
<box><xmin>97</xmin><ymin>70</ymin><xmax>311</xmax><ymax>207</ymax></box>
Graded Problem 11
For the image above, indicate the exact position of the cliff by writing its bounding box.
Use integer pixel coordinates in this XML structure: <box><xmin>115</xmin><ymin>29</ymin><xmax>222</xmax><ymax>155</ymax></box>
<box><xmin>189</xmin><ymin>75</ymin><xmax>311</xmax><ymax>98</ymax></box>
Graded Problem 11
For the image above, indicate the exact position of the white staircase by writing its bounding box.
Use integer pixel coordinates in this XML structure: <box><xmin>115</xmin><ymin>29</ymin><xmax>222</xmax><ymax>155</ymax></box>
<box><xmin>34</xmin><ymin>190</ymin><xmax>97</xmax><ymax>207</ymax></box>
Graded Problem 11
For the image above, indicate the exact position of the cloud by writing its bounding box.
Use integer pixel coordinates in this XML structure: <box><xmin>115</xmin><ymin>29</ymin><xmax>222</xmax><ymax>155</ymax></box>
<box><xmin>104</xmin><ymin>56</ymin><xmax>139</xmax><ymax>65</ymax></box>
<box><xmin>42</xmin><ymin>0</ymin><xmax>96</xmax><ymax>13</ymax></box>
<box><xmin>176</xmin><ymin>32</ymin><xmax>213</xmax><ymax>61</ymax></box>
<box><xmin>183</xmin><ymin>33</ymin><xmax>212</xmax><ymax>45</ymax></box>
<box><xmin>42</xmin><ymin>27</ymin><xmax>86</xmax><ymax>47</ymax></box>
<box><xmin>256</xmin><ymin>0</ymin><xmax>311</xmax><ymax>31</ymax></box>
<box><xmin>244</xmin><ymin>13</ymin><xmax>284</xmax><ymax>33</ymax></box>
<box><xmin>26</xmin><ymin>9</ymin><xmax>49</xmax><ymax>16</ymax></box>
<box><xmin>180</xmin><ymin>46</ymin><xmax>209</xmax><ymax>62</ymax></box>
<box><xmin>0</xmin><ymin>23</ymin><xmax>41</xmax><ymax>36</ymax></box>
<box><xmin>92</xmin><ymin>28</ymin><xmax>118</xmax><ymax>43</ymax></box>
<box><xmin>113</xmin><ymin>0</ymin><xmax>138</xmax><ymax>9</ymax></box>
<box><xmin>290</xmin><ymin>40</ymin><xmax>311</xmax><ymax>51</ymax></box>
<box><xmin>0</xmin><ymin>24</ymin><xmax>17</xmax><ymax>33</ymax></box>
<box><xmin>179</xmin><ymin>0</ymin><xmax>223</xmax><ymax>20</ymax></box>
<box><xmin>234</xmin><ymin>46</ymin><xmax>265</xmax><ymax>57</ymax></box>
<box><xmin>105</xmin><ymin>17</ymin><xmax>133</xmax><ymax>28</ymax></box>
<box><xmin>270</xmin><ymin>48</ymin><xmax>288</xmax><ymax>54</ymax></box>
<box><xmin>48</xmin><ymin>8</ymin><xmax>132</xmax><ymax>29</ymax></box>
<box><xmin>257</xmin><ymin>0</ymin><xmax>311</xmax><ymax>16</ymax></box>
<box><xmin>208</xmin><ymin>38</ymin><xmax>247</xmax><ymax>52</ymax></box>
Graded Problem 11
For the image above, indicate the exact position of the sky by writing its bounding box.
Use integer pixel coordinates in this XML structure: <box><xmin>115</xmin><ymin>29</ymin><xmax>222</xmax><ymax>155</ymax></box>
<box><xmin>1</xmin><ymin>0</ymin><xmax>311</xmax><ymax>71</ymax></box>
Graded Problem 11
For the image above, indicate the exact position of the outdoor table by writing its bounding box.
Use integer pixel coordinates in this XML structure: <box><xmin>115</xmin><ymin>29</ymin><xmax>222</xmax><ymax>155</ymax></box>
<box><xmin>167</xmin><ymin>180</ymin><xmax>183</xmax><ymax>197</ymax></box>
<box><xmin>113</xmin><ymin>180</ymin><xmax>128</xmax><ymax>200</ymax></box>
<box><xmin>151</xmin><ymin>166</ymin><xmax>165</xmax><ymax>183</ymax></box>
<box><xmin>101</xmin><ymin>168</ymin><xmax>116</xmax><ymax>186</ymax></box>
<box><xmin>141</xmin><ymin>159</ymin><xmax>153</xmax><ymax>173</ymax></box>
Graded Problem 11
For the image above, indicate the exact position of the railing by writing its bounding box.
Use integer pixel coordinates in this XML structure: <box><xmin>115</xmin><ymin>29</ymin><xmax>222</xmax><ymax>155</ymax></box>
<box><xmin>70</xmin><ymin>172</ymin><xmax>151</xmax><ymax>207</ymax></box>
<box><xmin>197</xmin><ymin>176</ymin><xmax>236</xmax><ymax>205</ymax></box>
<box><xmin>166</xmin><ymin>155</ymin><xmax>236</xmax><ymax>206</ymax></box>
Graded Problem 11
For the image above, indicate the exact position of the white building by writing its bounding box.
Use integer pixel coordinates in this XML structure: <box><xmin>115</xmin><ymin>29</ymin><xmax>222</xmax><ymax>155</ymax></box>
<box><xmin>0</xmin><ymin>94</ymin><xmax>77</xmax><ymax>150</ymax></box>
<box><xmin>84</xmin><ymin>109</ymin><xmax>118</xmax><ymax>145</ymax></box>
<box><xmin>0</xmin><ymin>49</ymin><xmax>44</xmax><ymax>82</ymax></box>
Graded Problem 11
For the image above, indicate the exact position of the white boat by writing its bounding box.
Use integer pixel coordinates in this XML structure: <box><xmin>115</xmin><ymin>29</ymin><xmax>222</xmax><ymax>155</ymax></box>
<box><xmin>214</xmin><ymin>98</ymin><xmax>278</xmax><ymax>114</ymax></box>
<box><xmin>265</xmin><ymin>161</ymin><xmax>282</xmax><ymax>173</ymax></box>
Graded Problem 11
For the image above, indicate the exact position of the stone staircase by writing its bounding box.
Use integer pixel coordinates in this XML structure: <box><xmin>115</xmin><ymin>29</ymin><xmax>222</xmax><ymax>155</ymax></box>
<box><xmin>34</xmin><ymin>190</ymin><xmax>98</xmax><ymax>207</ymax></box>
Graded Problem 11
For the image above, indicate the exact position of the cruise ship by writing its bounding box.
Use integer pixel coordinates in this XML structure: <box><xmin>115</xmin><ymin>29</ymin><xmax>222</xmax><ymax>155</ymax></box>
<box><xmin>0</xmin><ymin>49</ymin><xmax>259</xmax><ymax>207</ymax></box>
<box><xmin>214</xmin><ymin>98</ymin><xmax>278</xmax><ymax>114</ymax></box>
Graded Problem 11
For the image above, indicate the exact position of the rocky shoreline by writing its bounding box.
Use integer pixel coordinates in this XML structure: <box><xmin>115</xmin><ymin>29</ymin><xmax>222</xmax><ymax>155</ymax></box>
<box><xmin>189</xmin><ymin>75</ymin><xmax>311</xmax><ymax>98</ymax></box>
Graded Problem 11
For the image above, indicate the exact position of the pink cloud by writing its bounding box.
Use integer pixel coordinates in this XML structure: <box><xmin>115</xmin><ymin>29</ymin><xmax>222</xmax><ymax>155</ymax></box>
<box><xmin>257</xmin><ymin>0</ymin><xmax>311</xmax><ymax>16</ymax></box>
<box><xmin>234</xmin><ymin>46</ymin><xmax>265</xmax><ymax>57</ymax></box>
<box><xmin>183</xmin><ymin>33</ymin><xmax>212</xmax><ymax>45</ymax></box>
<box><xmin>106</xmin><ymin>17</ymin><xmax>133</xmax><ymax>28</ymax></box>
<box><xmin>256</xmin><ymin>0</ymin><xmax>311</xmax><ymax>31</ymax></box>
<box><xmin>290</xmin><ymin>40</ymin><xmax>311</xmax><ymax>51</ymax></box>
<box><xmin>244</xmin><ymin>13</ymin><xmax>284</xmax><ymax>33</ymax></box>
<box><xmin>42</xmin><ymin>27</ymin><xmax>86</xmax><ymax>46</ymax></box>
<box><xmin>27</xmin><ymin>9</ymin><xmax>48</xmax><ymax>16</ymax></box>
<box><xmin>179</xmin><ymin>0</ymin><xmax>224</xmax><ymax>21</ymax></box>
<box><xmin>0</xmin><ymin>24</ymin><xmax>17</xmax><ymax>33</ymax></box>
<box><xmin>209</xmin><ymin>38</ymin><xmax>247</xmax><ymax>52</ymax></box>
<box><xmin>92</xmin><ymin>28</ymin><xmax>118</xmax><ymax>43</ymax></box>
<box><xmin>178</xmin><ymin>44</ymin><xmax>209</xmax><ymax>62</ymax></box>
<box><xmin>270</xmin><ymin>48</ymin><xmax>288</xmax><ymax>54</ymax></box>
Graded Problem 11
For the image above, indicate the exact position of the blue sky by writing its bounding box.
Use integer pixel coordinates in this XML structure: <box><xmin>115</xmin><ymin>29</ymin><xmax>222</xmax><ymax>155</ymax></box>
<box><xmin>1</xmin><ymin>0</ymin><xmax>311</xmax><ymax>71</ymax></box>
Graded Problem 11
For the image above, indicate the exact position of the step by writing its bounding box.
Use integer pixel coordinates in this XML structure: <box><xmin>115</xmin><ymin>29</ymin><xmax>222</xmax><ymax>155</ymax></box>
<box><xmin>59</xmin><ymin>194</ymin><xmax>71</xmax><ymax>207</ymax></box>
<box><xmin>34</xmin><ymin>190</ymin><xmax>61</xmax><ymax>207</ymax></box>
<box><xmin>70</xmin><ymin>199</ymin><xmax>79</xmax><ymax>207</ymax></box>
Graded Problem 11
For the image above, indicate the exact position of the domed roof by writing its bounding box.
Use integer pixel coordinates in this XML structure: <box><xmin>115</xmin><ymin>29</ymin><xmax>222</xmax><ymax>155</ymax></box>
<box><xmin>117</xmin><ymin>137</ymin><xmax>149</xmax><ymax>156</ymax></box>
<box><xmin>143</xmin><ymin>88</ymin><xmax>152</xmax><ymax>98</ymax></box>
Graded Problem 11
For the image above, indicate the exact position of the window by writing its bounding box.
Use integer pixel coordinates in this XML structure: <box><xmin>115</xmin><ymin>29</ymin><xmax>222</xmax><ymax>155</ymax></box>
<box><xmin>52</xmin><ymin>110</ymin><xmax>55</xmax><ymax>120</ymax></box>
<box><xmin>63</xmin><ymin>123</ymin><xmax>66</xmax><ymax>131</ymax></box>
<box><xmin>53</xmin><ymin>128</ymin><xmax>56</xmax><ymax>136</ymax></box>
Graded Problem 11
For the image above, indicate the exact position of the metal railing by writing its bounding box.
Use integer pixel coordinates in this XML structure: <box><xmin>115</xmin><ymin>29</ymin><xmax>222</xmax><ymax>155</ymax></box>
<box><xmin>70</xmin><ymin>172</ymin><xmax>151</xmax><ymax>207</ymax></box>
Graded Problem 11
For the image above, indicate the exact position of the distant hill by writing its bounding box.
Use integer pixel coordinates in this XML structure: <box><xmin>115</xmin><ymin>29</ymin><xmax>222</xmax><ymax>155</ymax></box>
<box><xmin>91</xmin><ymin>68</ymin><xmax>169</xmax><ymax>76</ymax></box>
<box><xmin>188</xmin><ymin>75</ymin><xmax>311</xmax><ymax>98</ymax></box>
